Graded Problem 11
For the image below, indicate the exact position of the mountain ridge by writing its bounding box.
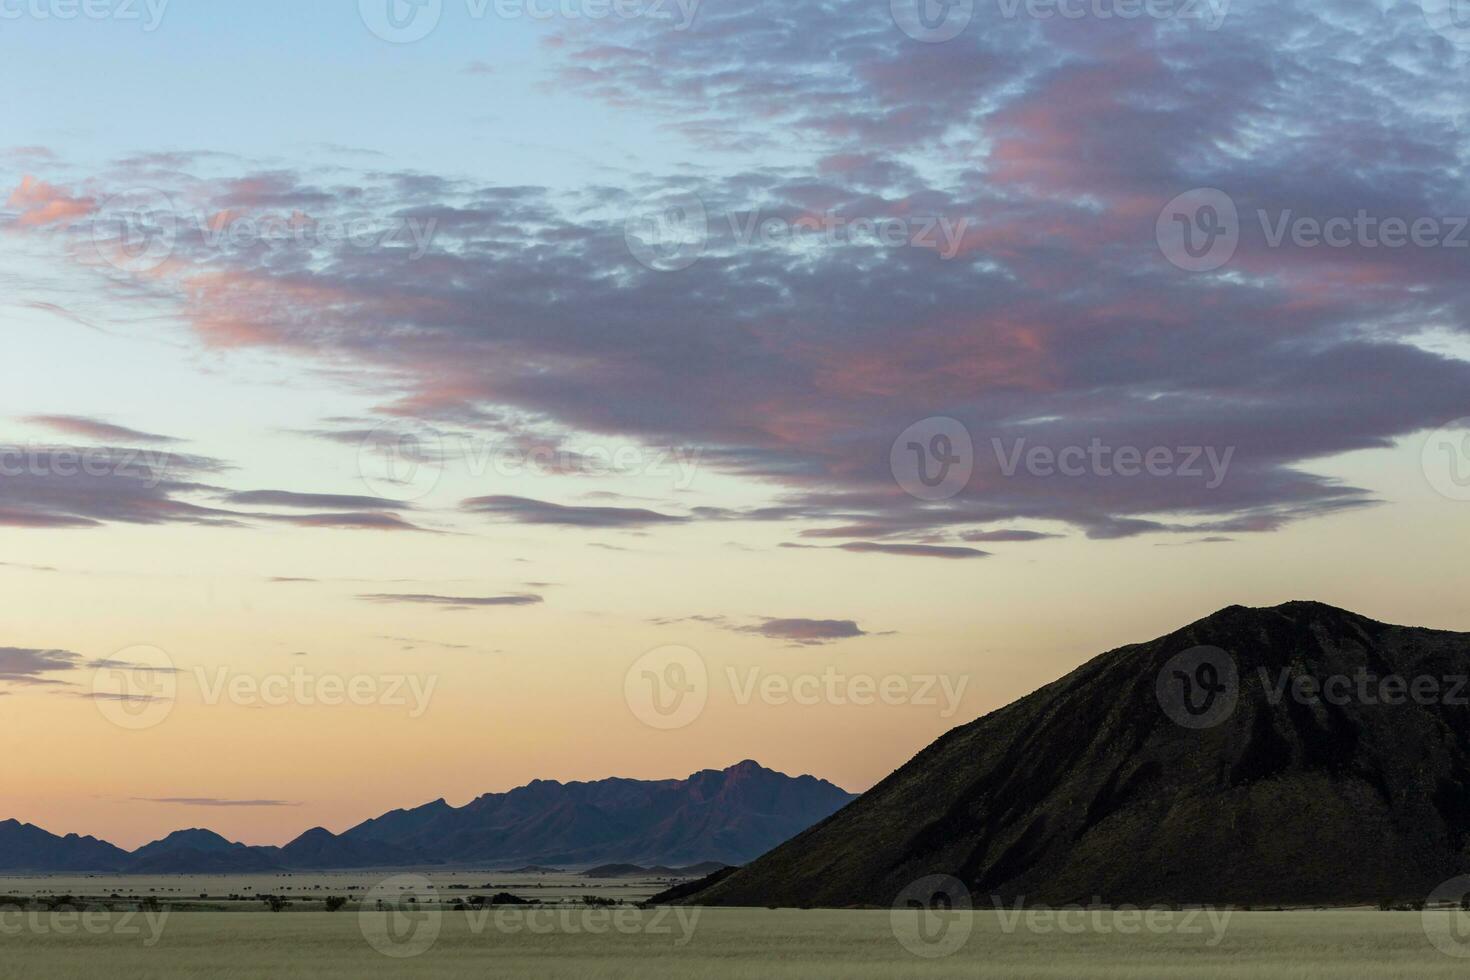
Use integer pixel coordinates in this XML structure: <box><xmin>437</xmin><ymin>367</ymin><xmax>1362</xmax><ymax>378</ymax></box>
<box><xmin>680</xmin><ymin>601</ymin><xmax>1470</xmax><ymax>908</ymax></box>
<box><xmin>0</xmin><ymin>760</ymin><xmax>854</xmax><ymax>873</ymax></box>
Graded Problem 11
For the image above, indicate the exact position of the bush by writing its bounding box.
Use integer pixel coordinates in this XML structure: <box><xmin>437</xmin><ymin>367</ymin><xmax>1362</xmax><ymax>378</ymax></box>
<box><xmin>324</xmin><ymin>896</ymin><xmax>347</xmax><ymax>912</ymax></box>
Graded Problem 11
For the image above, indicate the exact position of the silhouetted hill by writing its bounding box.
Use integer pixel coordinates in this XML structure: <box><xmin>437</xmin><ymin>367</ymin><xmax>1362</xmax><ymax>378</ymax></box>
<box><xmin>2</xmin><ymin>761</ymin><xmax>852</xmax><ymax>872</ymax></box>
<box><xmin>0</xmin><ymin>820</ymin><xmax>128</xmax><ymax>872</ymax></box>
<box><xmin>277</xmin><ymin>827</ymin><xmax>428</xmax><ymax>869</ymax></box>
<box><xmin>126</xmin><ymin>829</ymin><xmax>282</xmax><ymax>873</ymax></box>
<box><xmin>683</xmin><ymin>602</ymin><xmax>1470</xmax><ymax>908</ymax></box>
<box><xmin>341</xmin><ymin>760</ymin><xmax>854</xmax><ymax>867</ymax></box>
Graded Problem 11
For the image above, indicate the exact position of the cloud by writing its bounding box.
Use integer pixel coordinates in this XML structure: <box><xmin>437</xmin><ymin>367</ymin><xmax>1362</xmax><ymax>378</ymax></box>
<box><xmin>0</xmin><ymin>446</ymin><xmax>239</xmax><ymax>529</ymax></box>
<box><xmin>6</xmin><ymin>175</ymin><xmax>93</xmax><ymax>227</ymax></box>
<box><xmin>463</xmin><ymin>495</ymin><xmax>689</xmax><ymax>528</ymax></box>
<box><xmin>653</xmin><ymin>614</ymin><xmax>878</xmax><ymax>645</ymax></box>
<box><xmin>0</xmin><ymin>647</ymin><xmax>83</xmax><ymax>684</ymax></box>
<box><xmin>225</xmin><ymin>490</ymin><xmax>410</xmax><ymax>510</ymax></box>
<box><xmin>134</xmin><ymin>798</ymin><xmax>300</xmax><ymax>807</ymax></box>
<box><xmin>378</xmin><ymin>635</ymin><xmax>473</xmax><ymax>651</ymax></box>
<box><xmin>258</xmin><ymin>512</ymin><xmax>432</xmax><ymax>532</ymax></box>
<box><xmin>22</xmin><ymin>415</ymin><xmax>181</xmax><ymax>445</ymax></box>
<box><xmin>14</xmin><ymin>4</ymin><xmax>1470</xmax><ymax>550</ymax></box>
<box><xmin>739</xmin><ymin>618</ymin><xmax>869</xmax><ymax>645</ymax></box>
<box><xmin>357</xmin><ymin>593</ymin><xmax>543</xmax><ymax>609</ymax></box>
<box><xmin>960</xmin><ymin>529</ymin><xmax>1061</xmax><ymax>543</ymax></box>
<box><xmin>783</xmin><ymin>541</ymin><xmax>990</xmax><ymax>560</ymax></box>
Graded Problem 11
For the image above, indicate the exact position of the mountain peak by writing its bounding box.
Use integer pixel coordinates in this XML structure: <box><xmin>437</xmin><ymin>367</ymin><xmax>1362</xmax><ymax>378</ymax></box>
<box><xmin>688</xmin><ymin>603</ymin><xmax>1470</xmax><ymax>908</ymax></box>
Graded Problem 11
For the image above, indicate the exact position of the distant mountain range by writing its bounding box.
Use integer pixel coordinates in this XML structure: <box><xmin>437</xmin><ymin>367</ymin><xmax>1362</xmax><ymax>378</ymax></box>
<box><xmin>0</xmin><ymin>761</ymin><xmax>854</xmax><ymax>874</ymax></box>
<box><xmin>682</xmin><ymin>602</ymin><xmax>1470</xmax><ymax>908</ymax></box>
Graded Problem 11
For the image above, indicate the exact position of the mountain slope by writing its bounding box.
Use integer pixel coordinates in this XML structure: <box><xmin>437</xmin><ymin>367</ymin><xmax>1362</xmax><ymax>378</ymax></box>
<box><xmin>683</xmin><ymin>602</ymin><xmax>1470</xmax><ymax>908</ymax></box>
<box><xmin>1</xmin><ymin>761</ymin><xmax>853</xmax><ymax>872</ymax></box>
<box><xmin>0</xmin><ymin>820</ymin><xmax>129</xmax><ymax>872</ymax></box>
<box><xmin>340</xmin><ymin>760</ymin><xmax>855</xmax><ymax>867</ymax></box>
<box><xmin>126</xmin><ymin>829</ymin><xmax>283</xmax><ymax>873</ymax></box>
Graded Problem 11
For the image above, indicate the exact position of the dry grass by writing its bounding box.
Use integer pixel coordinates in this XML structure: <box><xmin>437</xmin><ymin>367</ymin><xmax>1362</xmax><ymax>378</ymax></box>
<box><xmin>0</xmin><ymin>907</ymin><xmax>1465</xmax><ymax>979</ymax></box>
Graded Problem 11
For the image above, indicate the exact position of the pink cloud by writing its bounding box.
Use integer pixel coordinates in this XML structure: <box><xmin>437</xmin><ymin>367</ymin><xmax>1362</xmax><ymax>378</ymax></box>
<box><xmin>7</xmin><ymin>175</ymin><xmax>94</xmax><ymax>227</ymax></box>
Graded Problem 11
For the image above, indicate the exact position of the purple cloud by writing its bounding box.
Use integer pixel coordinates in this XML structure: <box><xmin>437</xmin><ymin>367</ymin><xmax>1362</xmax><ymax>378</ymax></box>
<box><xmin>463</xmin><ymin>495</ymin><xmax>689</xmax><ymax>528</ymax></box>
<box><xmin>356</xmin><ymin>593</ymin><xmax>543</xmax><ymax>609</ymax></box>
<box><xmin>10</xmin><ymin>2</ymin><xmax>1470</xmax><ymax>554</ymax></box>
<box><xmin>23</xmin><ymin>415</ymin><xmax>181</xmax><ymax>444</ymax></box>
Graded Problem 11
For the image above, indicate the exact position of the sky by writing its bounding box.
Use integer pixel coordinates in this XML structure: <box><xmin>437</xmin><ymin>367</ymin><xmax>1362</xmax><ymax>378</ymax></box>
<box><xmin>2</xmin><ymin>0</ymin><xmax>1470</xmax><ymax>850</ymax></box>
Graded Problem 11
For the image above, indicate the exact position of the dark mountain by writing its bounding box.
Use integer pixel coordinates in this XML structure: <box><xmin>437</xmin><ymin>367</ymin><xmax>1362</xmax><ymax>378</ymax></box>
<box><xmin>585</xmin><ymin>863</ymin><xmax>652</xmax><ymax>878</ymax></box>
<box><xmin>277</xmin><ymin>827</ymin><xmax>428</xmax><ymax>870</ymax></box>
<box><xmin>683</xmin><ymin>602</ymin><xmax>1470</xmax><ymax>908</ymax></box>
<box><xmin>341</xmin><ymin>760</ymin><xmax>855</xmax><ymax>867</ymax></box>
<box><xmin>586</xmin><ymin>862</ymin><xmax>728</xmax><ymax>878</ymax></box>
<box><xmin>0</xmin><ymin>819</ymin><xmax>129</xmax><ymax>872</ymax></box>
<box><xmin>2</xmin><ymin>761</ymin><xmax>852</xmax><ymax>873</ymax></box>
<box><xmin>126</xmin><ymin>829</ymin><xmax>282</xmax><ymax>873</ymax></box>
<box><xmin>648</xmin><ymin>865</ymin><xmax>740</xmax><ymax>904</ymax></box>
<box><xmin>497</xmin><ymin>864</ymin><xmax>564</xmax><ymax>874</ymax></box>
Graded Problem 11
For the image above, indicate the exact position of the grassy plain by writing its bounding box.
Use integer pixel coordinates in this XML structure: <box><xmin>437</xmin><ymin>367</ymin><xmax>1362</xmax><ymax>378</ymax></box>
<box><xmin>1</xmin><ymin>905</ymin><xmax>1467</xmax><ymax>979</ymax></box>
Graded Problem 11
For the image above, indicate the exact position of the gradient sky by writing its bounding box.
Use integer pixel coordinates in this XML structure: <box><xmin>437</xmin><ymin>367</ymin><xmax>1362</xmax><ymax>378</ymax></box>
<box><xmin>3</xmin><ymin>0</ymin><xmax>1470</xmax><ymax>850</ymax></box>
